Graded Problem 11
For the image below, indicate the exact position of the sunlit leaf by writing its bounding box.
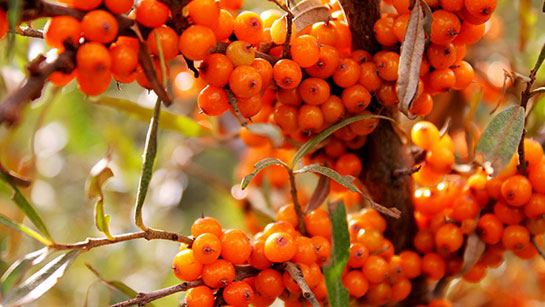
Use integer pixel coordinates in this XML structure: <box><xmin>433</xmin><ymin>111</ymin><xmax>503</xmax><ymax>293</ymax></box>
<box><xmin>0</xmin><ymin>215</ymin><xmax>51</xmax><ymax>245</ymax></box>
<box><xmin>532</xmin><ymin>32</ymin><xmax>545</xmax><ymax>74</ymax></box>
<box><xmin>294</xmin><ymin>164</ymin><xmax>361</xmax><ymax>194</ymax></box>
<box><xmin>86</xmin><ymin>157</ymin><xmax>114</xmax><ymax>239</ymax></box>
<box><xmin>398</xmin><ymin>0</ymin><xmax>426</xmax><ymax>118</ymax></box>
<box><xmin>2</xmin><ymin>250</ymin><xmax>79</xmax><ymax>307</ymax></box>
<box><xmin>1</xmin><ymin>248</ymin><xmax>49</xmax><ymax>296</ymax></box>
<box><xmin>475</xmin><ymin>106</ymin><xmax>525</xmax><ymax>176</ymax></box>
<box><xmin>290</xmin><ymin>114</ymin><xmax>392</xmax><ymax>168</ymax></box>
<box><xmin>241</xmin><ymin>158</ymin><xmax>288</xmax><ymax>190</ymax></box>
<box><xmin>247</xmin><ymin>123</ymin><xmax>284</xmax><ymax>147</ymax></box>
<box><xmin>324</xmin><ymin>201</ymin><xmax>350</xmax><ymax>307</ymax></box>
<box><xmin>89</xmin><ymin>97</ymin><xmax>207</xmax><ymax>137</ymax></box>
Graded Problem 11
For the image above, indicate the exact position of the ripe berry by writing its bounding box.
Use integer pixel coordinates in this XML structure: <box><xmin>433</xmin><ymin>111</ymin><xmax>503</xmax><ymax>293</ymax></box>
<box><xmin>430</xmin><ymin>10</ymin><xmax>461</xmax><ymax>45</ymax></box>
<box><xmin>221</xmin><ymin>229</ymin><xmax>252</xmax><ymax>264</ymax></box>
<box><xmin>435</xmin><ymin>223</ymin><xmax>463</xmax><ymax>253</ymax></box>
<box><xmin>421</xmin><ymin>253</ymin><xmax>446</xmax><ymax>280</ymax></box>
<box><xmin>306</xmin><ymin>45</ymin><xmax>340</xmax><ymax>79</ymax></box>
<box><xmin>411</xmin><ymin>121</ymin><xmax>440</xmax><ymax>150</ymax></box>
<box><xmin>193</xmin><ymin>233</ymin><xmax>222</xmax><ymax>264</ymax></box>
<box><xmin>298</xmin><ymin>78</ymin><xmax>330</xmax><ymax>105</ymax></box>
<box><xmin>311</xmin><ymin>22</ymin><xmax>338</xmax><ymax>46</ymax></box>
<box><xmin>427</xmin><ymin>43</ymin><xmax>457</xmax><ymax>69</ymax></box>
<box><xmin>202</xmin><ymin>259</ymin><xmax>235</xmax><ymax>288</ymax></box>
<box><xmin>199</xmin><ymin>53</ymin><xmax>233</xmax><ymax>88</ymax></box>
<box><xmin>172</xmin><ymin>249</ymin><xmax>203</xmax><ymax>281</ymax></box>
<box><xmin>501</xmin><ymin>175</ymin><xmax>532</xmax><ymax>207</ymax></box>
<box><xmin>187</xmin><ymin>0</ymin><xmax>220</xmax><ymax>27</ymax></box>
<box><xmin>198</xmin><ymin>86</ymin><xmax>230</xmax><ymax>116</ymax></box>
<box><xmin>147</xmin><ymin>26</ymin><xmax>180</xmax><ymax>61</ymax></box>
<box><xmin>211</xmin><ymin>10</ymin><xmax>235</xmax><ymax>41</ymax></box>
<box><xmin>76</xmin><ymin>70</ymin><xmax>111</xmax><ymax>96</ymax></box>
<box><xmin>374</xmin><ymin>15</ymin><xmax>398</xmax><ymax>46</ymax></box>
<box><xmin>494</xmin><ymin>201</ymin><xmax>524</xmax><ymax>225</ymax></box>
<box><xmin>342</xmin><ymin>84</ymin><xmax>371</xmax><ymax>113</ymax></box>
<box><xmin>502</xmin><ymin>224</ymin><xmax>530</xmax><ymax>250</ymax></box>
<box><xmin>374</xmin><ymin>51</ymin><xmax>399</xmax><ymax>81</ymax></box>
<box><xmin>464</xmin><ymin>0</ymin><xmax>497</xmax><ymax>21</ymax></box>
<box><xmin>104</xmin><ymin>0</ymin><xmax>133</xmax><ymax>14</ymax></box>
<box><xmin>248</xmin><ymin>240</ymin><xmax>273</xmax><ymax>270</ymax></box>
<box><xmin>362</xmin><ymin>255</ymin><xmax>388</xmax><ymax>283</ymax></box>
<box><xmin>333</xmin><ymin>58</ymin><xmax>361</xmax><ymax>88</ymax></box>
<box><xmin>251</xmin><ymin>58</ymin><xmax>273</xmax><ymax>88</ymax></box>
<box><xmin>179</xmin><ymin>25</ymin><xmax>217</xmax><ymax>61</ymax></box>
<box><xmin>136</xmin><ymin>0</ymin><xmax>170</xmax><ymax>28</ymax></box>
<box><xmin>44</xmin><ymin>16</ymin><xmax>81</xmax><ymax>49</ymax></box>
<box><xmin>77</xmin><ymin>42</ymin><xmax>112</xmax><ymax>74</ymax></box>
<box><xmin>192</xmin><ymin>216</ymin><xmax>222</xmax><ymax>238</ymax></box>
<box><xmin>274</xmin><ymin>104</ymin><xmax>299</xmax><ymax>133</ymax></box>
<box><xmin>321</xmin><ymin>95</ymin><xmax>345</xmax><ymax>124</ymax></box>
<box><xmin>223</xmin><ymin>281</ymin><xmax>254</xmax><ymax>306</ymax></box>
<box><xmin>185</xmin><ymin>286</ymin><xmax>214</xmax><ymax>307</ymax></box>
<box><xmin>342</xmin><ymin>270</ymin><xmax>369</xmax><ymax>298</ymax></box>
<box><xmin>255</xmin><ymin>269</ymin><xmax>284</xmax><ymax>298</ymax></box>
<box><xmin>234</xmin><ymin>11</ymin><xmax>263</xmax><ymax>44</ymax></box>
<box><xmin>298</xmin><ymin>105</ymin><xmax>324</xmax><ymax>132</ymax></box>
<box><xmin>358</xmin><ymin>62</ymin><xmax>382</xmax><ymax>91</ymax></box>
<box><xmin>399</xmin><ymin>250</ymin><xmax>421</xmax><ymax>279</ymax></box>
<box><xmin>273</xmin><ymin>59</ymin><xmax>302</xmax><ymax>89</ymax></box>
<box><xmin>304</xmin><ymin>209</ymin><xmax>332</xmax><ymax>238</ymax></box>
<box><xmin>451</xmin><ymin>60</ymin><xmax>475</xmax><ymax>90</ymax></box>
<box><xmin>229</xmin><ymin>65</ymin><xmax>263</xmax><ymax>98</ymax></box>
<box><xmin>72</xmin><ymin>0</ymin><xmax>101</xmax><ymax>10</ymax></box>
<box><xmin>524</xmin><ymin>193</ymin><xmax>545</xmax><ymax>219</ymax></box>
<box><xmin>347</xmin><ymin>242</ymin><xmax>369</xmax><ymax>268</ymax></box>
<box><xmin>335</xmin><ymin>153</ymin><xmax>362</xmax><ymax>177</ymax></box>
<box><xmin>81</xmin><ymin>10</ymin><xmax>118</xmax><ymax>44</ymax></box>
<box><xmin>226</xmin><ymin>41</ymin><xmax>255</xmax><ymax>67</ymax></box>
<box><xmin>291</xmin><ymin>35</ymin><xmax>320</xmax><ymax>68</ymax></box>
<box><xmin>264</xmin><ymin>232</ymin><xmax>296</xmax><ymax>262</ymax></box>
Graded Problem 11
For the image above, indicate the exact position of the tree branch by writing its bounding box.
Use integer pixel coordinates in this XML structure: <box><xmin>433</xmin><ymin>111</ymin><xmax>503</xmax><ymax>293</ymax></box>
<box><xmin>337</xmin><ymin>0</ymin><xmax>380</xmax><ymax>52</ymax></box>
<box><xmin>110</xmin><ymin>280</ymin><xmax>204</xmax><ymax>307</ymax></box>
<box><xmin>285</xmin><ymin>262</ymin><xmax>320</xmax><ymax>307</ymax></box>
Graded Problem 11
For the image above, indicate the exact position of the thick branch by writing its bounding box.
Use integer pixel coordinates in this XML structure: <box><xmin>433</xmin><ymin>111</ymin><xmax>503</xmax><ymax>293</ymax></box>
<box><xmin>337</xmin><ymin>0</ymin><xmax>380</xmax><ymax>52</ymax></box>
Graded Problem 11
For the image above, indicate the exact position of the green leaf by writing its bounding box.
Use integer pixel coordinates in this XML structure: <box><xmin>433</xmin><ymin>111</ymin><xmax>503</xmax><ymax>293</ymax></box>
<box><xmin>0</xmin><ymin>172</ymin><xmax>52</xmax><ymax>242</ymax></box>
<box><xmin>294</xmin><ymin>164</ymin><xmax>361</xmax><ymax>194</ymax></box>
<box><xmin>532</xmin><ymin>36</ymin><xmax>545</xmax><ymax>74</ymax></box>
<box><xmin>6</xmin><ymin>0</ymin><xmax>22</xmax><ymax>57</ymax></box>
<box><xmin>86</xmin><ymin>157</ymin><xmax>114</xmax><ymax>239</ymax></box>
<box><xmin>324</xmin><ymin>201</ymin><xmax>350</xmax><ymax>307</ymax></box>
<box><xmin>305</xmin><ymin>173</ymin><xmax>330</xmax><ymax>213</ymax></box>
<box><xmin>247</xmin><ymin>123</ymin><xmax>284</xmax><ymax>147</ymax></box>
<box><xmin>0</xmin><ymin>215</ymin><xmax>51</xmax><ymax>245</ymax></box>
<box><xmin>89</xmin><ymin>97</ymin><xmax>207</xmax><ymax>137</ymax></box>
<box><xmin>2</xmin><ymin>250</ymin><xmax>79</xmax><ymax>307</ymax></box>
<box><xmin>1</xmin><ymin>248</ymin><xmax>49</xmax><ymax>296</ymax></box>
<box><xmin>290</xmin><ymin>114</ymin><xmax>393</xmax><ymax>168</ymax></box>
<box><xmin>240</xmin><ymin>158</ymin><xmax>288</xmax><ymax>190</ymax></box>
<box><xmin>475</xmin><ymin>106</ymin><xmax>525</xmax><ymax>176</ymax></box>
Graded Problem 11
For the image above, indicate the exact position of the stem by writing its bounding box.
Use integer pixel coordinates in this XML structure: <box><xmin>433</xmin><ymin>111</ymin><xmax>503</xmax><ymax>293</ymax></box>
<box><xmin>51</xmin><ymin>229</ymin><xmax>193</xmax><ymax>251</ymax></box>
<box><xmin>288</xmin><ymin>169</ymin><xmax>307</xmax><ymax>235</ymax></box>
<box><xmin>532</xmin><ymin>236</ymin><xmax>545</xmax><ymax>260</ymax></box>
<box><xmin>110</xmin><ymin>280</ymin><xmax>204</xmax><ymax>307</ymax></box>
<box><xmin>285</xmin><ymin>262</ymin><xmax>320</xmax><ymax>307</ymax></box>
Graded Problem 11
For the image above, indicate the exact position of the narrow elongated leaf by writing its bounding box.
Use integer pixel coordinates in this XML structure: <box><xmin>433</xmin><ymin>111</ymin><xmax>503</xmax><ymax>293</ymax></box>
<box><xmin>475</xmin><ymin>106</ymin><xmax>525</xmax><ymax>176</ymax></box>
<box><xmin>247</xmin><ymin>123</ymin><xmax>284</xmax><ymax>147</ymax></box>
<box><xmin>2</xmin><ymin>250</ymin><xmax>79</xmax><ymax>307</ymax></box>
<box><xmin>290</xmin><ymin>114</ymin><xmax>392</xmax><ymax>168</ymax></box>
<box><xmin>0</xmin><ymin>215</ymin><xmax>51</xmax><ymax>245</ymax></box>
<box><xmin>1</xmin><ymin>248</ymin><xmax>49</xmax><ymax>296</ymax></box>
<box><xmin>86</xmin><ymin>157</ymin><xmax>114</xmax><ymax>239</ymax></box>
<box><xmin>459</xmin><ymin>233</ymin><xmax>486</xmax><ymax>276</ymax></box>
<box><xmin>241</xmin><ymin>158</ymin><xmax>288</xmax><ymax>189</ymax></box>
<box><xmin>292</xmin><ymin>0</ymin><xmax>330</xmax><ymax>32</ymax></box>
<box><xmin>398</xmin><ymin>0</ymin><xmax>426</xmax><ymax>119</ymax></box>
<box><xmin>306</xmin><ymin>174</ymin><xmax>330</xmax><ymax>213</ymax></box>
<box><xmin>532</xmin><ymin>36</ymin><xmax>545</xmax><ymax>74</ymax></box>
<box><xmin>0</xmin><ymin>171</ymin><xmax>52</xmax><ymax>241</ymax></box>
<box><xmin>324</xmin><ymin>201</ymin><xmax>350</xmax><ymax>307</ymax></box>
<box><xmin>90</xmin><ymin>97</ymin><xmax>207</xmax><ymax>137</ymax></box>
<box><xmin>294</xmin><ymin>164</ymin><xmax>361</xmax><ymax>194</ymax></box>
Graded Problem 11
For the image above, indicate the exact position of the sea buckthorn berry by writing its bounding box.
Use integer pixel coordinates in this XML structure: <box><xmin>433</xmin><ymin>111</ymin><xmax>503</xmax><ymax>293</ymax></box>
<box><xmin>413</xmin><ymin>229</ymin><xmax>435</xmax><ymax>254</ymax></box>
<box><xmin>192</xmin><ymin>216</ymin><xmax>222</xmax><ymax>238</ymax></box>
<box><xmin>72</xmin><ymin>0</ymin><xmax>102</xmax><ymax>10</ymax></box>
<box><xmin>199</xmin><ymin>53</ymin><xmax>233</xmax><ymax>88</ymax></box>
<box><xmin>264</xmin><ymin>232</ymin><xmax>296</xmax><ymax>262</ymax></box>
<box><xmin>357</xmin><ymin>228</ymin><xmax>384</xmax><ymax>252</ymax></box>
<box><xmin>399</xmin><ymin>251</ymin><xmax>421</xmax><ymax>279</ymax></box>
<box><xmin>435</xmin><ymin>223</ymin><xmax>463</xmax><ymax>253</ymax></box>
<box><xmin>226</xmin><ymin>41</ymin><xmax>255</xmax><ymax>67</ymax></box>
<box><xmin>502</xmin><ymin>224</ymin><xmax>530</xmax><ymax>250</ymax></box>
<box><xmin>513</xmin><ymin>239</ymin><xmax>539</xmax><ymax>259</ymax></box>
<box><xmin>347</xmin><ymin>242</ymin><xmax>369</xmax><ymax>268</ymax></box>
<box><xmin>451</xmin><ymin>60</ymin><xmax>475</xmax><ymax>90</ymax></box>
<box><xmin>454</xmin><ymin>21</ymin><xmax>486</xmax><ymax>45</ymax></box>
<box><xmin>77</xmin><ymin>42</ymin><xmax>112</xmax><ymax>74</ymax></box>
<box><xmin>450</xmin><ymin>195</ymin><xmax>478</xmax><ymax>221</ymax></box>
<box><xmin>441</xmin><ymin>0</ymin><xmax>464</xmax><ymax>11</ymax></box>
<box><xmin>411</xmin><ymin>121</ymin><xmax>440</xmax><ymax>150</ymax></box>
<box><xmin>393</xmin><ymin>0</ymin><xmax>411</xmax><ymax>14</ymax></box>
<box><xmin>273</xmin><ymin>59</ymin><xmax>302</xmax><ymax>89</ymax></box>
<box><xmin>234</xmin><ymin>11</ymin><xmax>263</xmax><ymax>45</ymax></box>
<box><xmin>526</xmin><ymin>218</ymin><xmax>545</xmax><ymax>235</ymax></box>
<box><xmin>321</xmin><ymin>95</ymin><xmax>345</xmax><ymax>124</ymax></box>
<box><xmin>172</xmin><ymin>249</ymin><xmax>203</xmax><ymax>281</ymax></box>
<box><xmin>277</xmin><ymin>203</ymin><xmax>298</xmax><ymax>228</ymax></box>
<box><xmin>350</xmin><ymin>111</ymin><xmax>379</xmax><ymax>136</ymax></box>
<box><xmin>311</xmin><ymin>22</ymin><xmax>338</xmax><ymax>46</ymax></box>
<box><xmin>270</xmin><ymin>16</ymin><xmax>297</xmax><ymax>45</ymax></box>
<box><xmin>374</xmin><ymin>51</ymin><xmax>399</xmax><ymax>81</ymax></box>
<box><xmin>391</xmin><ymin>278</ymin><xmax>411</xmax><ymax>302</ymax></box>
<box><xmin>251</xmin><ymin>59</ymin><xmax>273</xmax><ymax>88</ymax></box>
<box><xmin>81</xmin><ymin>10</ymin><xmax>118</xmax><ymax>44</ymax></box>
<box><xmin>255</xmin><ymin>269</ymin><xmax>284</xmax><ymax>298</ymax></box>
<box><xmin>179</xmin><ymin>25</ymin><xmax>217</xmax><ymax>61</ymax></box>
<box><xmin>186</xmin><ymin>286</ymin><xmax>214</xmax><ymax>307</ymax></box>
<box><xmin>464</xmin><ymin>0</ymin><xmax>497</xmax><ymax>21</ymax></box>
<box><xmin>421</xmin><ymin>253</ymin><xmax>446</xmax><ymax>280</ymax></box>
<box><xmin>358</xmin><ymin>62</ymin><xmax>382</xmax><ymax>91</ymax></box>
<box><xmin>188</xmin><ymin>0</ymin><xmax>220</xmax><ymax>27</ymax></box>
<box><xmin>311</xmin><ymin>235</ymin><xmax>331</xmax><ymax>264</ymax></box>
<box><xmin>477</xmin><ymin>213</ymin><xmax>503</xmax><ymax>245</ymax></box>
<box><xmin>524</xmin><ymin>193</ymin><xmax>545</xmax><ymax>219</ymax></box>
<box><xmin>376</xmin><ymin>82</ymin><xmax>398</xmax><ymax>106</ymax></box>
<box><xmin>426</xmin><ymin>143</ymin><xmax>455</xmax><ymax>173</ymax></box>
<box><xmin>363</xmin><ymin>255</ymin><xmax>388</xmax><ymax>283</ymax></box>
<box><xmin>374</xmin><ymin>15</ymin><xmax>398</xmax><ymax>46</ymax></box>
<box><xmin>342</xmin><ymin>270</ymin><xmax>369</xmax><ymax>298</ymax></box>
<box><xmin>501</xmin><ymin>175</ymin><xmax>532</xmax><ymax>207</ymax></box>
<box><xmin>429</xmin><ymin>298</ymin><xmax>453</xmax><ymax>307</ymax></box>
<box><xmin>44</xmin><ymin>16</ymin><xmax>81</xmax><ymax>49</ymax></box>
<box><xmin>277</xmin><ymin>88</ymin><xmax>302</xmax><ymax>107</ymax></box>
<box><xmin>202</xmin><ymin>259</ymin><xmax>235</xmax><ymax>288</ymax></box>
<box><xmin>333</xmin><ymin>58</ymin><xmax>361</xmax><ymax>88</ymax></box>
<box><xmin>430</xmin><ymin>10</ymin><xmax>461</xmax><ymax>45</ymax></box>
<box><xmin>409</xmin><ymin>92</ymin><xmax>433</xmax><ymax>116</ymax></box>
<box><xmin>304</xmin><ymin>209</ymin><xmax>332</xmax><ymax>238</ymax></box>
<box><xmin>325</xmin><ymin>137</ymin><xmax>347</xmax><ymax>158</ymax></box>
<box><xmin>49</xmin><ymin>71</ymin><xmax>75</xmax><ymax>87</ymax></box>
<box><xmin>335</xmin><ymin>153</ymin><xmax>362</xmax><ymax>177</ymax></box>
<box><xmin>298</xmin><ymin>78</ymin><xmax>330</xmax><ymax>105</ymax></box>
<box><xmin>427</xmin><ymin>43</ymin><xmax>457</xmax><ymax>69</ymax></box>
<box><xmin>104</xmin><ymin>0</ymin><xmax>133</xmax><ymax>14</ymax></box>
<box><xmin>494</xmin><ymin>201</ymin><xmax>524</xmax><ymax>225</ymax></box>
<box><xmin>274</xmin><ymin>104</ymin><xmax>299</xmax><ymax>133</ymax></box>
<box><xmin>198</xmin><ymin>86</ymin><xmax>229</xmax><ymax>116</ymax></box>
<box><xmin>260</xmin><ymin>9</ymin><xmax>282</xmax><ymax>28</ymax></box>
<box><xmin>306</xmin><ymin>45</ymin><xmax>340</xmax><ymax>79</ymax></box>
<box><xmin>229</xmin><ymin>66</ymin><xmax>263</xmax><ymax>98</ymax></box>
<box><xmin>193</xmin><ymin>233</ymin><xmax>222</xmax><ymax>264</ymax></box>
<box><xmin>463</xmin><ymin>261</ymin><xmax>487</xmax><ymax>283</ymax></box>
<box><xmin>365</xmin><ymin>282</ymin><xmax>392</xmax><ymax>306</ymax></box>
<box><xmin>0</xmin><ymin>9</ymin><xmax>7</xmax><ymax>39</ymax></box>
<box><xmin>240</xmin><ymin>127</ymin><xmax>268</xmax><ymax>147</ymax></box>
<box><xmin>524</xmin><ymin>138</ymin><xmax>544</xmax><ymax>168</ymax></box>
<box><xmin>332</xmin><ymin>20</ymin><xmax>352</xmax><ymax>51</ymax></box>
<box><xmin>136</xmin><ymin>0</ymin><xmax>170</xmax><ymax>28</ymax></box>
<box><xmin>427</xmin><ymin>68</ymin><xmax>456</xmax><ymax>92</ymax></box>
<box><xmin>291</xmin><ymin>35</ymin><xmax>320</xmax><ymax>68</ymax></box>
<box><xmin>248</xmin><ymin>239</ymin><xmax>273</xmax><ymax>269</ymax></box>
<box><xmin>211</xmin><ymin>9</ymin><xmax>234</xmax><ymax>41</ymax></box>
<box><xmin>393</xmin><ymin>14</ymin><xmax>410</xmax><ymax>43</ymax></box>
<box><xmin>341</xmin><ymin>84</ymin><xmax>371</xmax><ymax>114</ymax></box>
<box><xmin>220</xmin><ymin>0</ymin><xmax>243</xmax><ymax>10</ymax></box>
<box><xmin>223</xmin><ymin>281</ymin><xmax>254</xmax><ymax>306</ymax></box>
<box><xmin>147</xmin><ymin>26</ymin><xmax>179</xmax><ymax>61</ymax></box>
<box><xmin>292</xmin><ymin>235</ymin><xmax>318</xmax><ymax>265</ymax></box>
<box><xmin>529</xmin><ymin>162</ymin><xmax>545</xmax><ymax>193</ymax></box>
<box><xmin>236</xmin><ymin>95</ymin><xmax>262</xmax><ymax>118</ymax></box>
<box><xmin>76</xmin><ymin>69</ymin><xmax>111</xmax><ymax>96</ymax></box>
<box><xmin>221</xmin><ymin>229</ymin><xmax>252</xmax><ymax>264</ymax></box>
<box><xmin>110</xmin><ymin>44</ymin><xmax>138</xmax><ymax>77</ymax></box>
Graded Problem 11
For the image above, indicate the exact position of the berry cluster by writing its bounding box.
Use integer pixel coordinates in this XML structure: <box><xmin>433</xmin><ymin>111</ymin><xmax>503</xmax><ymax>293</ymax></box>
<box><xmin>410</xmin><ymin>121</ymin><xmax>545</xmax><ymax>286</ymax></box>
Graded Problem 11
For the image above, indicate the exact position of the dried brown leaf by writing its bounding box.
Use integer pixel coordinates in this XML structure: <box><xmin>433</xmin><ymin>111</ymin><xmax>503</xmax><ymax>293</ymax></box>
<box><xmin>292</xmin><ymin>0</ymin><xmax>330</xmax><ymax>33</ymax></box>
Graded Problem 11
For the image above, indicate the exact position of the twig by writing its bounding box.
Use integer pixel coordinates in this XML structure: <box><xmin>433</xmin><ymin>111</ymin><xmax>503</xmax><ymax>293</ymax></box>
<box><xmin>50</xmin><ymin>228</ymin><xmax>193</xmax><ymax>251</ymax></box>
<box><xmin>184</xmin><ymin>56</ymin><xmax>199</xmax><ymax>78</ymax></box>
<box><xmin>369</xmin><ymin>200</ymin><xmax>402</xmax><ymax>219</ymax></box>
<box><xmin>214</xmin><ymin>41</ymin><xmax>279</xmax><ymax>64</ymax></box>
<box><xmin>226</xmin><ymin>89</ymin><xmax>249</xmax><ymax>127</ymax></box>
<box><xmin>12</xmin><ymin>26</ymin><xmax>43</xmax><ymax>38</ymax></box>
<box><xmin>284</xmin><ymin>262</ymin><xmax>320</xmax><ymax>307</ymax></box>
<box><xmin>392</xmin><ymin>165</ymin><xmax>421</xmax><ymax>178</ymax></box>
<box><xmin>288</xmin><ymin>169</ymin><xmax>307</xmax><ymax>235</ymax></box>
<box><xmin>111</xmin><ymin>280</ymin><xmax>204</xmax><ymax>307</ymax></box>
<box><xmin>532</xmin><ymin>236</ymin><xmax>545</xmax><ymax>260</ymax></box>
<box><xmin>283</xmin><ymin>14</ymin><xmax>294</xmax><ymax>58</ymax></box>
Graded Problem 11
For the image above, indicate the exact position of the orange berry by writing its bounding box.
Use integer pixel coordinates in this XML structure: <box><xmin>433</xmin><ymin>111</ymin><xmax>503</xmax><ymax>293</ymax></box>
<box><xmin>110</xmin><ymin>44</ymin><xmax>138</xmax><ymax>77</ymax></box>
<box><xmin>192</xmin><ymin>216</ymin><xmax>222</xmax><ymax>238</ymax></box>
<box><xmin>186</xmin><ymin>286</ymin><xmax>214</xmax><ymax>307</ymax></box>
<box><xmin>399</xmin><ymin>251</ymin><xmax>421</xmax><ymax>279</ymax></box>
<box><xmin>524</xmin><ymin>138</ymin><xmax>544</xmax><ymax>168</ymax></box>
<box><xmin>358</xmin><ymin>62</ymin><xmax>382</xmax><ymax>91</ymax></box>
<box><xmin>342</xmin><ymin>84</ymin><xmax>371</xmax><ymax>113</ymax></box>
<box><xmin>306</xmin><ymin>45</ymin><xmax>340</xmax><ymax>79</ymax></box>
<box><xmin>524</xmin><ymin>193</ymin><xmax>545</xmax><ymax>219</ymax></box>
<box><xmin>44</xmin><ymin>16</ymin><xmax>81</xmax><ymax>49</ymax></box>
<box><xmin>335</xmin><ymin>153</ymin><xmax>362</xmax><ymax>177</ymax></box>
<box><xmin>374</xmin><ymin>51</ymin><xmax>399</xmax><ymax>81</ymax></box>
<box><xmin>179</xmin><ymin>25</ymin><xmax>217</xmax><ymax>61</ymax></box>
<box><xmin>311</xmin><ymin>22</ymin><xmax>338</xmax><ymax>46</ymax></box>
<box><xmin>320</xmin><ymin>95</ymin><xmax>345</xmax><ymax>124</ymax></box>
<box><xmin>248</xmin><ymin>239</ymin><xmax>273</xmax><ymax>270</ymax></box>
<box><xmin>411</xmin><ymin>121</ymin><xmax>440</xmax><ymax>150</ymax></box>
<box><xmin>221</xmin><ymin>229</ymin><xmax>252</xmax><ymax>264</ymax></box>
<box><xmin>342</xmin><ymin>270</ymin><xmax>369</xmax><ymax>298</ymax></box>
<box><xmin>430</xmin><ymin>10</ymin><xmax>461</xmax><ymax>45</ymax></box>
<box><xmin>421</xmin><ymin>253</ymin><xmax>446</xmax><ymax>280</ymax></box>
<box><xmin>347</xmin><ymin>242</ymin><xmax>369</xmax><ymax>268</ymax></box>
<box><xmin>304</xmin><ymin>209</ymin><xmax>332</xmax><ymax>238</ymax></box>
<box><xmin>374</xmin><ymin>15</ymin><xmax>398</xmax><ymax>46</ymax></box>
<box><xmin>234</xmin><ymin>11</ymin><xmax>263</xmax><ymax>44</ymax></box>
<box><xmin>104</xmin><ymin>0</ymin><xmax>133</xmax><ymax>14</ymax></box>
<box><xmin>494</xmin><ymin>201</ymin><xmax>524</xmax><ymax>225</ymax></box>
<box><xmin>413</xmin><ymin>229</ymin><xmax>435</xmax><ymax>254</ymax></box>
<box><xmin>223</xmin><ymin>281</ymin><xmax>254</xmax><ymax>306</ymax></box>
<box><xmin>172</xmin><ymin>249</ymin><xmax>203</xmax><ymax>281</ymax></box>
<box><xmin>226</xmin><ymin>41</ymin><xmax>255</xmax><ymax>67</ymax></box>
<box><xmin>236</xmin><ymin>95</ymin><xmax>262</xmax><ymax>118</ymax></box>
<box><xmin>255</xmin><ymin>269</ymin><xmax>284</xmax><ymax>297</ymax></box>
<box><xmin>211</xmin><ymin>9</ymin><xmax>234</xmax><ymax>41</ymax></box>
<box><xmin>427</xmin><ymin>43</ymin><xmax>457</xmax><ymax>69</ymax></box>
<box><xmin>362</xmin><ymin>255</ymin><xmax>388</xmax><ymax>283</ymax></box>
<box><xmin>229</xmin><ymin>65</ymin><xmax>262</xmax><ymax>98</ymax></box>
<box><xmin>264</xmin><ymin>232</ymin><xmax>296</xmax><ymax>262</ymax></box>
<box><xmin>454</xmin><ymin>21</ymin><xmax>485</xmax><ymax>44</ymax></box>
<box><xmin>202</xmin><ymin>259</ymin><xmax>235</xmax><ymax>288</ymax></box>
<box><xmin>251</xmin><ymin>58</ymin><xmax>273</xmax><ymax>88</ymax></box>
<box><xmin>273</xmin><ymin>59</ymin><xmax>302</xmax><ymax>89</ymax></box>
<box><xmin>193</xmin><ymin>233</ymin><xmax>222</xmax><ymax>264</ymax></box>
<box><xmin>188</xmin><ymin>0</ymin><xmax>220</xmax><ymax>27</ymax></box>
<box><xmin>391</xmin><ymin>278</ymin><xmax>411</xmax><ymax>302</ymax></box>
<box><xmin>298</xmin><ymin>78</ymin><xmax>330</xmax><ymax>105</ymax></box>
<box><xmin>409</xmin><ymin>92</ymin><xmax>434</xmax><ymax>117</ymax></box>
<box><xmin>198</xmin><ymin>86</ymin><xmax>230</xmax><ymax>116</ymax></box>
<box><xmin>529</xmin><ymin>161</ymin><xmax>545</xmax><ymax>193</ymax></box>
<box><xmin>435</xmin><ymin>223</ymin><xmax>464</xmax><ymax>253</ymax></box>
<box><xmin>77</xmin><ymin>42</ymin><xmax>112</xmax><ymax>74</ymax></box>
<box><xmin>49</xmin><ymin>71</ymin><xmax>76</xmax><ymax>87</ymax></box>
<box><xmin>147</xmin><ymin>26</ymin><xmax>180</xmax><ymax>61</ymax></box>
<box><xmin>76</xmin><ymin>69</ymin><xmax>111</xmax><ymax>96</ymax></box>
<box><xmin>274</xmin><ymin>104</ymin><xmax>299</xmax><ymax>133</ymax></box>
<box><xmin>136</xmin><ymin>0</ymin><xmax>170</xmax><ymax>28</ymax></box>
<box><xmin>501</xmin><ymin>175</ymin><xmax>532</xmax><ymax>207</ymax></box>
<box><xmin>72</xmin><ymin>0</ymin><xmax>102</xmax><ymax>10</ymax></box>
<box><xmin>464</xmin><ymin>0</ymin><xmax>497</xmax><ymax>22</ymax></box>
<box><xmin>451</xmin><ymin>60</ymin><xmax>475</xmax><ymax>90</ymax></box>
<box><xmin>502</xmin><ymin>224</ymin><xmax>530</xmax><ymax>250</ymax></box>
<box><xmin>81</xmin><ymin>10</ymin><xmax>118</xmax><ymax>44</ymax></box>
<box><xmin>291</xmin><ymin>35</ymin><xmax>320</xmax><ymax>68</ymax></box>
<box><xmin>333</xmin><ymin>58</ymin><xmax>361</xmax><ymax>88</ymax></box>
<box><xmin>199</xmin><ymin>53</ymin><xmax>233</xmax><ymax>88</ymax></box>
<box><xmin>298</xmin><ymin>105</ymin><xmax>324</xmax><ymax>132</ymax></box>
<box><xmin>426</xmin><ymin>143</ymin><xmax>455</xmax><ymax>173</ymax></box>
<box><xmin>311</xmin><ymin>235</ymin><xmax>331</xmax><ymax>265</ymax></box>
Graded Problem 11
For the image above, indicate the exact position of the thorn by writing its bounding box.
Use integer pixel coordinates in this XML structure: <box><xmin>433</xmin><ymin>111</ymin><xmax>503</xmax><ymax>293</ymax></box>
<box><xmin>393</xmin><ymin>165</ymin><xmax>421</xmax><ymax>178</ymax></box>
